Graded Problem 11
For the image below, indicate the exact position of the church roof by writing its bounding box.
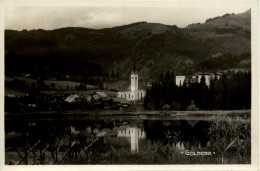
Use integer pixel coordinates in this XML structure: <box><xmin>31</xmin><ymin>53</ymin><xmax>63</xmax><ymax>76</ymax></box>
<box><xmin>118</xmin><ymin>84</ymin><xmax>131</xmax><ymax>92</ymax></box>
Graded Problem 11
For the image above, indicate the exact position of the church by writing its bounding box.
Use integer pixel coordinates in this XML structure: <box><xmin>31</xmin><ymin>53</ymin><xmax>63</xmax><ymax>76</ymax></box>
<box><xmin>117</xmin><ymin>70</ymin><xmax>146</xmax><ymax>101</ymax></box>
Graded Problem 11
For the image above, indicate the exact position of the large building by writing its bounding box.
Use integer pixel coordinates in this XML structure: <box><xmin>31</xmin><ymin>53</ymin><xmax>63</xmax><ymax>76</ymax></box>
<box><xmin>176</xmin><ymin>72</ymin><xmax>222</xmax><ymax>87</ymax></box>
<box><xmin>117</xmin><ymin>70</ymin><xmax>146</xmax><ymax>101</ymax></box>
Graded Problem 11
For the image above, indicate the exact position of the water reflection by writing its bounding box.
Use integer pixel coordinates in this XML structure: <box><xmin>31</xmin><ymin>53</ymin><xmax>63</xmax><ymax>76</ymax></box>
<box><xmin>5</xmin><ymin>118</ymin><xmax>220</xmax><ymax>164</ymax></box>
<box><xmin>117</xmin><ymin>125</ymin><xmax>146</xmax><ymax>152</ymax></box>
<box><xmin>5</xmin><ymin>119</ymin><xmax>211</xmax><ymax>151</ymax></box>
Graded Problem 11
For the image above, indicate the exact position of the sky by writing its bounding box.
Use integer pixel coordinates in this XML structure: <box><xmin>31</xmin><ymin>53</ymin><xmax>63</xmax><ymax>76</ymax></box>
<box><xmin>4</xmin><ymin>1</ymin><xmax>253</xmax><ymax>30</ymax></box>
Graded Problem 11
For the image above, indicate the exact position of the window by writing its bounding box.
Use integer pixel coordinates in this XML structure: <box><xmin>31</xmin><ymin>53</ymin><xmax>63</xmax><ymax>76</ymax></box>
<box><xmin>125</xmin><ymin>94</ymin><xmax>126</xmax><ymax>98</ymax></box>
<box><xmin>132</xmin><ymin>77</ymin><xmax>133</xmax><ymax>79</ymax></box>
<box><xmin>135</xmin><ymin>77</ymin><xmax>137</xmax><ymax>80</ymax></box>
<box><xmin>129</xmin><ymin>94</ymin><xmax>130</xmax><ymax>98</ymax></box>
<box><xmin>141</xmin><ymin>93</ymin><xmax>142</xmax><ymax>98</ymax></box>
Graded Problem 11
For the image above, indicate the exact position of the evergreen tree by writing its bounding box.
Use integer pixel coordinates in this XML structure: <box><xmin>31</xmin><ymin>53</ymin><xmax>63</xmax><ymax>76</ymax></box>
<box><xmin>144</xmin><ymin>70</ymin><xmax>250</xmax><ymax>110</ymax></box>
<box><xmin>111</xmin><ymin>70</ymin><xmax>115</xmax><ymax>78</ymax></box>
<box><xmin>159</xmin><ymin>72</ymin><xmax>164</xmax><ymax>83</ymax></box>
<box><xmin>165</xmin><ymin>71</ymin><xmax>171</xmax><ymax>83</ymax></box>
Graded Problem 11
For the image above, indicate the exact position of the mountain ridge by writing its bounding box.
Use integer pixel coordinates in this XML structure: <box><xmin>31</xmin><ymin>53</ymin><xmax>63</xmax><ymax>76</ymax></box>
<box><xmin>5</xmin><ymin>9</ymin><xmax>251</xmax><ymax>81</ymax></box>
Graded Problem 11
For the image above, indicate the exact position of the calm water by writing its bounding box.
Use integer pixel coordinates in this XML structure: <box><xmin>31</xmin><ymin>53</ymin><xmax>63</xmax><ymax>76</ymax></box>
<box><xmin>5</xmin><ymin>113</ymin><xmax>250</xmax><ymax>164</ymax></box>
<box><xmin>5</xmin><ymin>119</ymin><xmax>209</xmax><ymax>153</ymax></box>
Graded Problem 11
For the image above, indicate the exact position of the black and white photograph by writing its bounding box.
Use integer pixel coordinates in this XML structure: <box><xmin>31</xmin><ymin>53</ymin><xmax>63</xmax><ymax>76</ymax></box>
<box><xmin>1</xmin><ymin>0</ymin><xmax>259</xmax><ymax>170</ymax></box>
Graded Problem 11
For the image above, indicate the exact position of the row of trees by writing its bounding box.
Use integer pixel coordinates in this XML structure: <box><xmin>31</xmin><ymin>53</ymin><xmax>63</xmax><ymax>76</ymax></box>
<box><xmin>144</xmin><ymin>71</ymin><xmax>251</xmax><ymax>110</ymax></box>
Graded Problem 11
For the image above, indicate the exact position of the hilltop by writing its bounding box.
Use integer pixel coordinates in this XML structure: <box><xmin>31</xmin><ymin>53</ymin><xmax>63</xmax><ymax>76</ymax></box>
<box><xmin>5</xmin><ymin>9</ymin><xmax>251</xmax><ymax>82</ymax></box>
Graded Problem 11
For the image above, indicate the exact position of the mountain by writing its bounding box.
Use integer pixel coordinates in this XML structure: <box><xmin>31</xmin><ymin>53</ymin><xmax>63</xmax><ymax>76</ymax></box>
<box><xmin>5</xmin><ymin>9</ymin><xmax>251</xmax><ymax>82</ymax></box>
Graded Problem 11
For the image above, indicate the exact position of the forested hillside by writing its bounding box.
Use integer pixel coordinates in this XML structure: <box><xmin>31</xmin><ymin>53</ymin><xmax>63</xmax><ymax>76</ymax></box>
<box><xmin>5</xmin><ymin>9</ymin><xmax>251</xmax><ymax>82</ymax></box>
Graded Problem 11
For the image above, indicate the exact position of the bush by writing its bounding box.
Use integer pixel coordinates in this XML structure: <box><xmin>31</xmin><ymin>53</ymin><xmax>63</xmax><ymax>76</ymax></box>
<box><xmin>186</xmin><ymin>100</ymin><xmax>199</xmax><ymax>111</ymax></box>
<box><xmin>162</xmin><ymin>104</ymin><xmax>171</xmax><ymax>110</ymax></box>
<box><xmin>208</xmin><ymin>115</ymin><xmax>251</xmax><ymax>164</ymax></box>
<box><xmin>148</xmin><ymin>103</ymin><xmax>155</xmax><ymax>110</ymax></box>
<box><xmin>171</xmin><ymin>101</ymin><xmax>181</xmax><ymax>110</ymax></box>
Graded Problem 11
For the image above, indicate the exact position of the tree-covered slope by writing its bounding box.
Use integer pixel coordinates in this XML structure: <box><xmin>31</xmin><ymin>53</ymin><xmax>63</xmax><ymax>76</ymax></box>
<box><xmin>5</xmin><ymin>9</ymin><xmax>251</xmax><ymax>81</ymax></box>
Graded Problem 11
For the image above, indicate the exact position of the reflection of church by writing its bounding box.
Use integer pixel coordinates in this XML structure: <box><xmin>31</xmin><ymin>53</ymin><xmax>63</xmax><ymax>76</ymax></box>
<box><xmin>117</xmin><ymin>125</ymin><xmax>146</xmax><ymax>152</ymax></box>
<box><xmin>117</xmin><ymin>70</ymin><xmax>146</xmax><ymax>101</ymax></box>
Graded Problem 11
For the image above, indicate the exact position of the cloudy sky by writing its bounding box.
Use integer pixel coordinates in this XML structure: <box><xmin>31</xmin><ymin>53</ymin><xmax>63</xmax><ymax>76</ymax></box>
<box><xmin>4</xmin><ymin>1</ymin><xmax>253</xmax><ymax>30</ymax></box>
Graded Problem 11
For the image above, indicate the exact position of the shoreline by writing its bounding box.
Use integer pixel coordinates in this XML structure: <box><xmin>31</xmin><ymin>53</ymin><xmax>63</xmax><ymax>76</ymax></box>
<box><xmin>5</xmin><ymin>110</ymin><xmax>251</xmax><ymax>121</ymax></box>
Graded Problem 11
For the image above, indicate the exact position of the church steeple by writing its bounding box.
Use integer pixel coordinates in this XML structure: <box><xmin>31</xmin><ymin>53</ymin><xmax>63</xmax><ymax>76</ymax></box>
<box><xmin>132</xmin><ymin>59</ymin><xmax>137</xmax><ymax>74</ymax></box>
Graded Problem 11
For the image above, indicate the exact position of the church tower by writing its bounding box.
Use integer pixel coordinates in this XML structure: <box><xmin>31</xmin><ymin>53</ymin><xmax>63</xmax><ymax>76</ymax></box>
<box><xmin>117</xmin><ymin>62</ymin><xmax>146</xmax><ymax>101</ymax></box>
<box><xmin>131</xmin><ymin>70</ymin><xmax>138</xmax><ymax>101</ymax></box>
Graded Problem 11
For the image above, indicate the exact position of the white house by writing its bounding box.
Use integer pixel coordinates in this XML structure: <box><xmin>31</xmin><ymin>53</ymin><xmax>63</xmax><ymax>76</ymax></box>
<box><xmin>175</xmin><ymin>75</ymin><xmax>186</xmax><ymax>86</ymax></box>
<box><xmin>197</xmin><ymin>73</ymin><xmax>211</xmax><ymax>86</ymax></box>
<box><xmin>117</xmin><ymin>70</ymin><xmax>146</xmax><ymax>101</ymax></box>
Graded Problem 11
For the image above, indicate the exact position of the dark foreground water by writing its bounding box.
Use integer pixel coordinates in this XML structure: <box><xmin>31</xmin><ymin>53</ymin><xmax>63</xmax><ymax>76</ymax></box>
<box><xmin>5</xmin><ymin>113</ymin><xmax>251</xmax><ymax>164</ymax></box>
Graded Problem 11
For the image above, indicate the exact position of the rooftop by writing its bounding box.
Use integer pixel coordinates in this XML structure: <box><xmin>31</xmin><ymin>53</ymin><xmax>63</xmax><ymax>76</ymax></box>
<box><xmin>94</xmin><ymin>91</ymin><xmax>108</xmax><ymax>98</ymax></box>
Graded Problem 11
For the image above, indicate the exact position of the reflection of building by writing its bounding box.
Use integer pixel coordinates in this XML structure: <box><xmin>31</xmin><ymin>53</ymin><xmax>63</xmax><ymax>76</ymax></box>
<box><xmin>118</xmin><ymin>125</ymin><xmax>146</xmax><ymax>152</ymax></box>
<box><xmin>117</xmin><ymin>70</ymin><xmax>146</xmax><ymax>101</ymax></box>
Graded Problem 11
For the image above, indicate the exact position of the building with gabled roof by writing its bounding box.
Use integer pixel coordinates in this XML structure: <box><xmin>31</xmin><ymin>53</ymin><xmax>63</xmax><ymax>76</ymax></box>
<box><xmin>65</xmin><ymin>95</ymin><xmax>80</xmax><ymax>103</ymax></box>
<box><xmin>86</xmin><ymin>91</ymin><xmax>108</xmax><ymax>102</ymax></box>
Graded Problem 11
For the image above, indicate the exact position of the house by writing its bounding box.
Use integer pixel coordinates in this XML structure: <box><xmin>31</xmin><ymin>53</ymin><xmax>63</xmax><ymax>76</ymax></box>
<box><xmin>175</xmin><ymin>75</ymin><xmax>186</xmax><ymax>86</ymax></box>
<box><xmin>184</xmin><ymin>76</ymin><xmax>198</xmax><ymax>85</ymax></box>
<box><xmin>117</xmin><ymin>70</ymin><xmax>146</xmax><ymax>101</ymax></box>
<box><xmin>65</xmin><ymin>95</ymin><xmax>80</xmax><ymax>103</ymax></box>
<box><xmin>111</xmin><ymin>97</ymin><xmax>130</xmax><ymax>108</ymax></box>
<box><xmin>5</xmin><ymin>87</ymin><xmax>27</xmax><ymax>98</ymax></box>
<box><xmin>197</xmin><ymin>72</ymin><xmax>211</xmax><ymax>86</ymax></box>
<box><xmin>212</xmin><ymin>72</ymin><xmax>222</xmax><ymax>80</ymax></box>
<box><xmin>87</xmin><ymin>91</ymin><xmax>108</xmax><ymax>102</ymax></box>
<box><xmin>212</xmin><ymin>52</ymin><xmax>223</xmax><ymax>58</ymax></box>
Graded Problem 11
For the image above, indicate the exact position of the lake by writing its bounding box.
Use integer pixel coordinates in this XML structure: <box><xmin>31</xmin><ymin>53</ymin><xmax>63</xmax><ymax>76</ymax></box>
<box><xmin>5</xmin><ymin>110</ymin><xmax>251</xmax><ymax>164</ymax></box>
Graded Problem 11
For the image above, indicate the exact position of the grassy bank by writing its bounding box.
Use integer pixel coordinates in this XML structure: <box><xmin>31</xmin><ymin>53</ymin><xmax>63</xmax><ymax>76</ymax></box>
<box><xmin>5</xmin><ymin>109</ymin><xmax>251</xmax><ymax>117</ymax></box>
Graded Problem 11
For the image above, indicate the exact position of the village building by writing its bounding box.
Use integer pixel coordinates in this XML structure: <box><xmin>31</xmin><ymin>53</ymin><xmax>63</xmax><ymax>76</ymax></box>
<box><xmin>87</xmin><ymin>91</ymin><xmax>108</xmax><ymax>102</ymax></box>
<box><xmin>117</xmin><ymin>70</ymin><xmax>146</xmax><ymax>101</ymax></box>
<box><xmin>197</xmin><ymin>72</ymin><xmax>211</xmax><ymax>86</ymax></box>
<box><xmin>175</xmin><ymin>75</ymin><xmax>186</xmax><ymax>86</ymax></box>
<box><xmin>111</xmin><ymin>97</ymin><xmax>130</xmax><ymax>108</ymax></box>
<box><xmin>212</xmin><ymin>52</ymin><xmax>223</xmax><ymax>58</ymax></box>
<box><xmin>65</xmin><ymin>94</ymin><xmax>80</xmax><ymax>103</ymax></box>
<box><xmin>176</xmin><ymin>72</ymin><xmax>222</xmax><ymax>87</ymax></box>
